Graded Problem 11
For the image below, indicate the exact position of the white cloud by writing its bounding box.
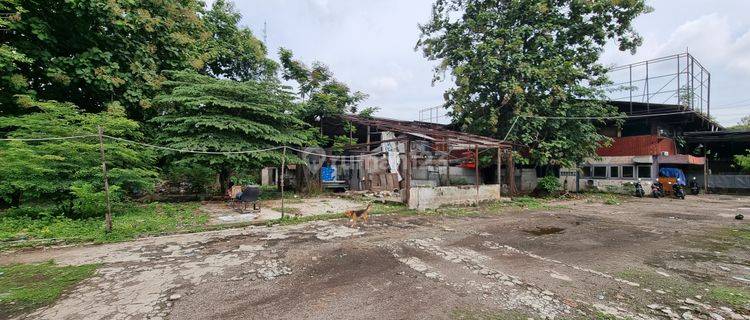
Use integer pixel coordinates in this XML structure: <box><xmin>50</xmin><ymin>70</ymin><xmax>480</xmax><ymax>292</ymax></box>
<box><xmin>238</xmin><ymin>0</ymin><xmax>750</xmax><ymax>125</ymax></box>
<box><xmin>369</xmin><ymin>76</ymin><xmax>399</xmax><ymax>92</ymax></box>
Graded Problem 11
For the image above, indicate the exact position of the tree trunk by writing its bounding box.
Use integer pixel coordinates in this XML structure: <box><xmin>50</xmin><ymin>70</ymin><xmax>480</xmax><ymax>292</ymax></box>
<box><xmin>218</xmin><ymin>167</ymin><xmax>232</xmax><ymax>195</ymax></box>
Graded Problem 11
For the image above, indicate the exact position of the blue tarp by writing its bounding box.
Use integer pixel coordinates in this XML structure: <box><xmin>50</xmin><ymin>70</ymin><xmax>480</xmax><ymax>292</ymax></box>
<box><xmin>659</xmin><ymin>167</ymin><xmax>687</xmax><ymax>186</ymax></box>
<box><xmin>321</xmin><ymin>166</ymin><xmax>337</xmax><ymax>182</ymax></box>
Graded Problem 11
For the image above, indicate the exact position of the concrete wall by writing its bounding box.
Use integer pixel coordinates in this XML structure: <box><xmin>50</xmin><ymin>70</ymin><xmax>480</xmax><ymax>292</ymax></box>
<box><xmin>519</xmin><ymin>169</ymin><xmax>538</xmax><ymax>192</ymax></box>
<box><xmin>407</xmin><ymin>184</ymin><xmax>508</xmax><ymax>210</ymax></box>
<box><xmin>579</xmin><ymin>178</ymin><xmax>653</xmax><ymax>195</ymax></box>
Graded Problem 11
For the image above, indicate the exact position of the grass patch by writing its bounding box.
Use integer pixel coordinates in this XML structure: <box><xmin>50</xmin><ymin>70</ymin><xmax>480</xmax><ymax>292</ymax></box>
<box><xmin>0</xmin><ymin>202</ymin><xmax>209</xmax><ymax>250</ymax></box>
<box><xmin>264</xmin><ymin>213</ymin><xmax>342</xmax><ymax>227</ymax></box>
<box><xmin>451</xmin><ymin>308</ymin><xmax>531</xmax><ymax>320</ymax></box>
<box><xmin>618</xmin><ymin>268</ymin><xmax>701</xmax><ymax>297</ymax></box>
<box><xmin>0</xmin><ymin>261</ymin><xmax>98</xmax><ymax>317</ymax></box>
<box><xmin>604</xmin><ymin>196</ymin><xmax>621</xmax><ymax>205</ymax></box>
<box><xmin>707</xmin><ymin>286</ymin><xmax>750</xmax><ymax>309</ymax></box>
<box><xmin>702</xmin><ymin>227</ymin><xmax>750</xmax><ymax>252</ymax></box>
<box><xmin>618</xmin><ymin>268</ymin><xmax>750</xmax><ymax>310</ymax></box>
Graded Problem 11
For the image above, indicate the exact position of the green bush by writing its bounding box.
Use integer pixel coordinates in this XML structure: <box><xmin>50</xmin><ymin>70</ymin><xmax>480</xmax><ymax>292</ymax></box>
<box><xmin>0</xmin><ymin>101</ymin><xmax>158</xmax><ymax>215</ymax></box>
<box><xmin>165</xmin><ymin>164</ymin><xmax>218</xmax><ymax>194</ymax></box>
<box><xmin>536</xmin><ymin>175</ymin><xmax>562</xmax><ymax>195</ymax></box>
<box><xmin>68</xmin><ymin>183</ymin><xmax>123</xmax><ymax>219</ymax></box>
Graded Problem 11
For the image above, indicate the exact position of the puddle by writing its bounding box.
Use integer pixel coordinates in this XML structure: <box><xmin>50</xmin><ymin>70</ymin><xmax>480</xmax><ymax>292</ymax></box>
<box><xmin>524</xmin><ymin>227</ymin><xmax>565</xmax><ymax>236</ymax></box>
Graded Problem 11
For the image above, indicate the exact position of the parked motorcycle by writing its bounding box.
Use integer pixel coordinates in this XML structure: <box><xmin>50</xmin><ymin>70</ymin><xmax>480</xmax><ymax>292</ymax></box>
<box><xmin>651</xmin><ymin>180</ymin><xmax>664</xmax><ymax>198</ymax></box>
<box><xmin>689</xmin><ymin>177</ymin><xmax>700</xmax><ymax>195</ymax></box>
<box><xmin>634</xmin><ymin>179</ymin><xmax>645</xmax><ymax>197</ymax></box>
<box><xmin>670</xmin><ymin>182</ymin><xmax>686</xmax><ymax>200</ymax></box>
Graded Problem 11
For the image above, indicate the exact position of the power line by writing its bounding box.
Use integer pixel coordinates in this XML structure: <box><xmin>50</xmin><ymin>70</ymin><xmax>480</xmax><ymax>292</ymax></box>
<box><xmin>0</xmin><ymin>134</ymin><xmax>98</xmax><ymax>142</ymax></box>
<box><xmin>103</xmin><ymin>135</ymin><xmax>285</xmax><ymax>155</ymax></box>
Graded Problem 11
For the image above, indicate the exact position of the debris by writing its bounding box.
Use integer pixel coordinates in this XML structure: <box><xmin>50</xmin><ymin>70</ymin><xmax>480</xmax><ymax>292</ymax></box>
<box><xmin>682</xmin><ymin>311</ymin><xmax>694</xmax><ymax>320</ymax></box>
<box><xmin>168</xmin><ymin>294</ymin><xmax>181</xmax><ymax>301</ymax></box>
<box><xmin>709</xmin><ymin>312</ymin><xmax>725</xmax><ymax>320</ymax></box>
<box><xmin>735</xmin><ymin>214</ymin><xmax>744</xmax><ymax>220</ymax></box>
<box><xmin>549</xmin><ymin>272</ymin><xmax>572</xmax><ymax>281</ymax></box>
<box><xmin>684</xmin><ymin>298</ymin><xmax>699</xmax><ymax>305</ymax></box>
<box><xmin>656</xmin><ymin>270</ymin><xmax>671</xmax><ymax>277</ymax></box>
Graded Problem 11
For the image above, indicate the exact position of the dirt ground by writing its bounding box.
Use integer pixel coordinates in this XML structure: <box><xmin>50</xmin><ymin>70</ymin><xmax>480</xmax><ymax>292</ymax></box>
<box><xmin>2</xmin><ymin>195</ymin><xmax>749</xmax><ymax>320</ymax></box>
<box><xmin>200</xmin><ymin>196</ymin><xmax>365</xmax><ymax>224</ymax></box>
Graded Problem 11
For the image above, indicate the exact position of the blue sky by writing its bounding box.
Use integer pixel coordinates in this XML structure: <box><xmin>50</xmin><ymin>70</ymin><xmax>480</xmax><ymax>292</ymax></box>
<box><xmin>227</xmin><ymin>0</ymin><xmax>750</xmax><ymax>126</ymax></box>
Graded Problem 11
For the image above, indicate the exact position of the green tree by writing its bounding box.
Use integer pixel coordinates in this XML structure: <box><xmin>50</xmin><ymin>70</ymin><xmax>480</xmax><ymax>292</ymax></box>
<box><xmin>417</xmin><ymin>0</ymin><xmax>650</xmax><ymax>167</ymax></box>
<box><xmin>278</xmin><ymin>48</ymin><xmax>368</xmax><ymax>130</ymax></box>
<box><xmin>736</xmin><ymin>152</ymin><xmax>750</xmax><ymax>172</ymax></box>
<box><xmin>0</xmin><ymin>101</ymin><xmax>158</xmax><ymax>217</ymax></box>
<box><xmin>1</xmin><ymin>0</ymin><xmax>207</xmax><ymax>118</ymax></box>
<box><xmin>150</xmin><ymin>71</ymin><xmax>312</xmax><ymax>191</ymax></box>
<box><xmin>1</xmin><ymin>0</ymin><xmax>276</xmax><ymax>120</ymax></box>
<box><xmin>201</xmin><ymin>0</ymin><xmax>278</xmax><ymax>81</ymax></box>
<box><xmin>728</xmin><ymin>116</ymin><xmax>750</xmax><ymax>131</ymax></box>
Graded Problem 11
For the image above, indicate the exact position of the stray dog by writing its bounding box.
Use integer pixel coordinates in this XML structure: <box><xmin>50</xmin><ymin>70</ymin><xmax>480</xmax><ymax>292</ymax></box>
<box><xmin>344</xmin><ymin>203</ymin><xmax>372</xmax><ymax>227</ymax></box>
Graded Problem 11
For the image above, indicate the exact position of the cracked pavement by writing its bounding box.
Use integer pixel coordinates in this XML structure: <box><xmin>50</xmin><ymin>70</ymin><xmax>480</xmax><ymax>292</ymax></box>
<box><xmin>2</xmin><ymin>195</ymin><xmax>749</xmax><ymax>320</ymax></box>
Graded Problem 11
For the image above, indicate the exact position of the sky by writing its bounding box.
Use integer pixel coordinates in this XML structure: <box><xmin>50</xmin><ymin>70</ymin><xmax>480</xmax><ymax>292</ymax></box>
<box><xmin>228</xmin><ymin>0</ymin><xmax>750</xmax><ymax>126</ymax></box>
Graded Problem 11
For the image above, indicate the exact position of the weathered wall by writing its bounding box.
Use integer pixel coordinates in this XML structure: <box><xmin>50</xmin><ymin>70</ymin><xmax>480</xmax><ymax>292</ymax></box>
<box><xmin>407</xmin><ymin>184</ymin><xmax>508</xmax><ymax>210</ymax></box>
<box><xmin>579</xmin><ymin>178</ymin><xmax>653</xmax><ymax>195</ymax></box>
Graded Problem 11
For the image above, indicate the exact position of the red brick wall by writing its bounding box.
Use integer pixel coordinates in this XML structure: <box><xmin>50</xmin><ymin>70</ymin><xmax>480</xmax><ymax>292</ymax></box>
<box><xmin>597</xmin><ymin>135</ymin><xmax>677</xmax><ymax>157</ymax></box>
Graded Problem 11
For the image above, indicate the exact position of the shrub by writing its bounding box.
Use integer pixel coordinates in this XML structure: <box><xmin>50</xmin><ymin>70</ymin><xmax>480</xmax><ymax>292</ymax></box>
<box><xmin>165</xmin><ymin>164</ymin><xmax>218</xmax><ymax>194</ymax></box>
<box><xmin>0</xmin><ymin>101</ymin><xmax>158</xmax><ymax>217</ymax></box>
<box><xmin>536</xmin><ymin>175</ymin><xmax>562</xmax><ymax>195</ymax></box>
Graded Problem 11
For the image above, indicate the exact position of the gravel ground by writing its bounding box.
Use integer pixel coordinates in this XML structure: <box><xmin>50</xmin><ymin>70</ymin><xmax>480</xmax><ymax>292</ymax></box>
<box><xmin>201</xmin><ymin>197</ymin><xmax>365</xmax><ymax>224</ymax></box>
<box><xmin>2</xmin><ymin>194</ymin><xmax>749</xmax><ymax>320</ymax></box>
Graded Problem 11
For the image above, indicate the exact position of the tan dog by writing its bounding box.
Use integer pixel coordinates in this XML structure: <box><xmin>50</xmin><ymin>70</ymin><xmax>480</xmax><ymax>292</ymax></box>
<box><xmin>344</xmin><ymin>203</ymin><xmax>372</xmax><ymax>227</ymax></box>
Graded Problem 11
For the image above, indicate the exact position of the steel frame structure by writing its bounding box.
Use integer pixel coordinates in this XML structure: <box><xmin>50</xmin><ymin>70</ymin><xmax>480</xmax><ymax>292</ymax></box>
<box><xmin>604</xmin><ymin>52</ymin><xmax>711</xmax><ymax>117</ymax></box>
<box><xmin>417</xmin><ymin>52</ymin><xmax>712</xmax><ymax>123</ymax></box>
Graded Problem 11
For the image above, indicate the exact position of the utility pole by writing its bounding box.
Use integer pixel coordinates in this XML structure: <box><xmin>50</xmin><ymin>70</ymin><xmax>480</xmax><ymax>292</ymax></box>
<box><xmin>263</xmin><ymin>21</ymin><xmax>268</xmax><ymax>45</ymax></box>
<box><xmin>280</xmin><ymin>146</ymin><xmax>286</xmax><ymax>218</ymax></box>
<box><xmin>474</xmin><ymin>145</ymin><xmax>480</xmax><ymax>205</ymax></box>
<box><xmin>404</xmin><ymin>139</ymin><xmax>412</xmax><ymax>205</ymax></box>
<box><xmin>497</xmin><ymin>146</ymin><xmax>502</xmax><ymax>197</ymax></box>
<box><xmin>97</xmin><ymin>126</ymin><xmax>113</xmax><ymax>233</ymax></box>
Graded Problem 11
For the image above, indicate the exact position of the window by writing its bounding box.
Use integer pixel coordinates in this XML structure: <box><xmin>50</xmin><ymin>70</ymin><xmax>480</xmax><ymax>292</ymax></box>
<box><xmin>622</xmin><ymin>166</ymin><xmax>634</xmax><ymax>178</ymax></box>
<box><xmin>610</xmin><ymin>166</ymin><xmax>620</xmax><ymax>178</ymax></box>
<box><xmin>593</xmin><ymin>166</ymin><xmax>607</xmax><ymax>179</ymax></box>
<box><xmin>581</xmin><ymin>166</ymin><xmax>592</xmax><ymax>178</ymax></box>
<box><xmin>637</xmin><ymin>166</ymin><xmax>652</xmax><ymax>179</ymax></box>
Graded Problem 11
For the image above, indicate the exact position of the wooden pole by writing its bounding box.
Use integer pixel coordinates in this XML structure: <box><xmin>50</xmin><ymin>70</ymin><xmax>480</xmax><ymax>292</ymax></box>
<box><xmin>97</xmin><ymin>126</ymin><xmax>113</xmax><ymax>233</ymax></box>
<box><xmin>366</xmin><ymin>125</ymin><xmax>371</xmax><ymax>151</ymax></box>
<box><xmin>474</xmin><ymin>145</ymin><xmax>480</xmax><ymax>204</ymax></box>
<box><xmin>404</xmin><ymin>139</ymin><xmax>412</xmax><ymax>205</ymax></box>
<box><xmin>497</xmin><ymin>147</ymin><xmax>502</xmax><ymax>197</ymax></box>
<box><xmin>446</xmin><ymin>157</ymin><xmax>451</xmax><ymax>186</ymax></box>
<box><xmin>281</xmin><ymin>146</ymin><xmax>286</xmax><ymax>218</ymax></box>
<box><xmin>445</xmin><ymin>142</ymin><xmax>451</xmax><ymax>186</ymax></box>
<box><xmin>507</xmin><ymin>150</ymin><xmax>515</xmax><ymax>196</ymax></box>
<box><xmin>703</xmin><ymin>149</ymin><xmax>709</xmax><ymax>194</ymax></box>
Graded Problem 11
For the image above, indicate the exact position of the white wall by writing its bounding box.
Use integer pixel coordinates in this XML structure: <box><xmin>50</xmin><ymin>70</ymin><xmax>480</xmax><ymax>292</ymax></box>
<box><xmin>407</xmin><ymin>184</ymin><xmax>508</xmax><ymax>210</ymax></box>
